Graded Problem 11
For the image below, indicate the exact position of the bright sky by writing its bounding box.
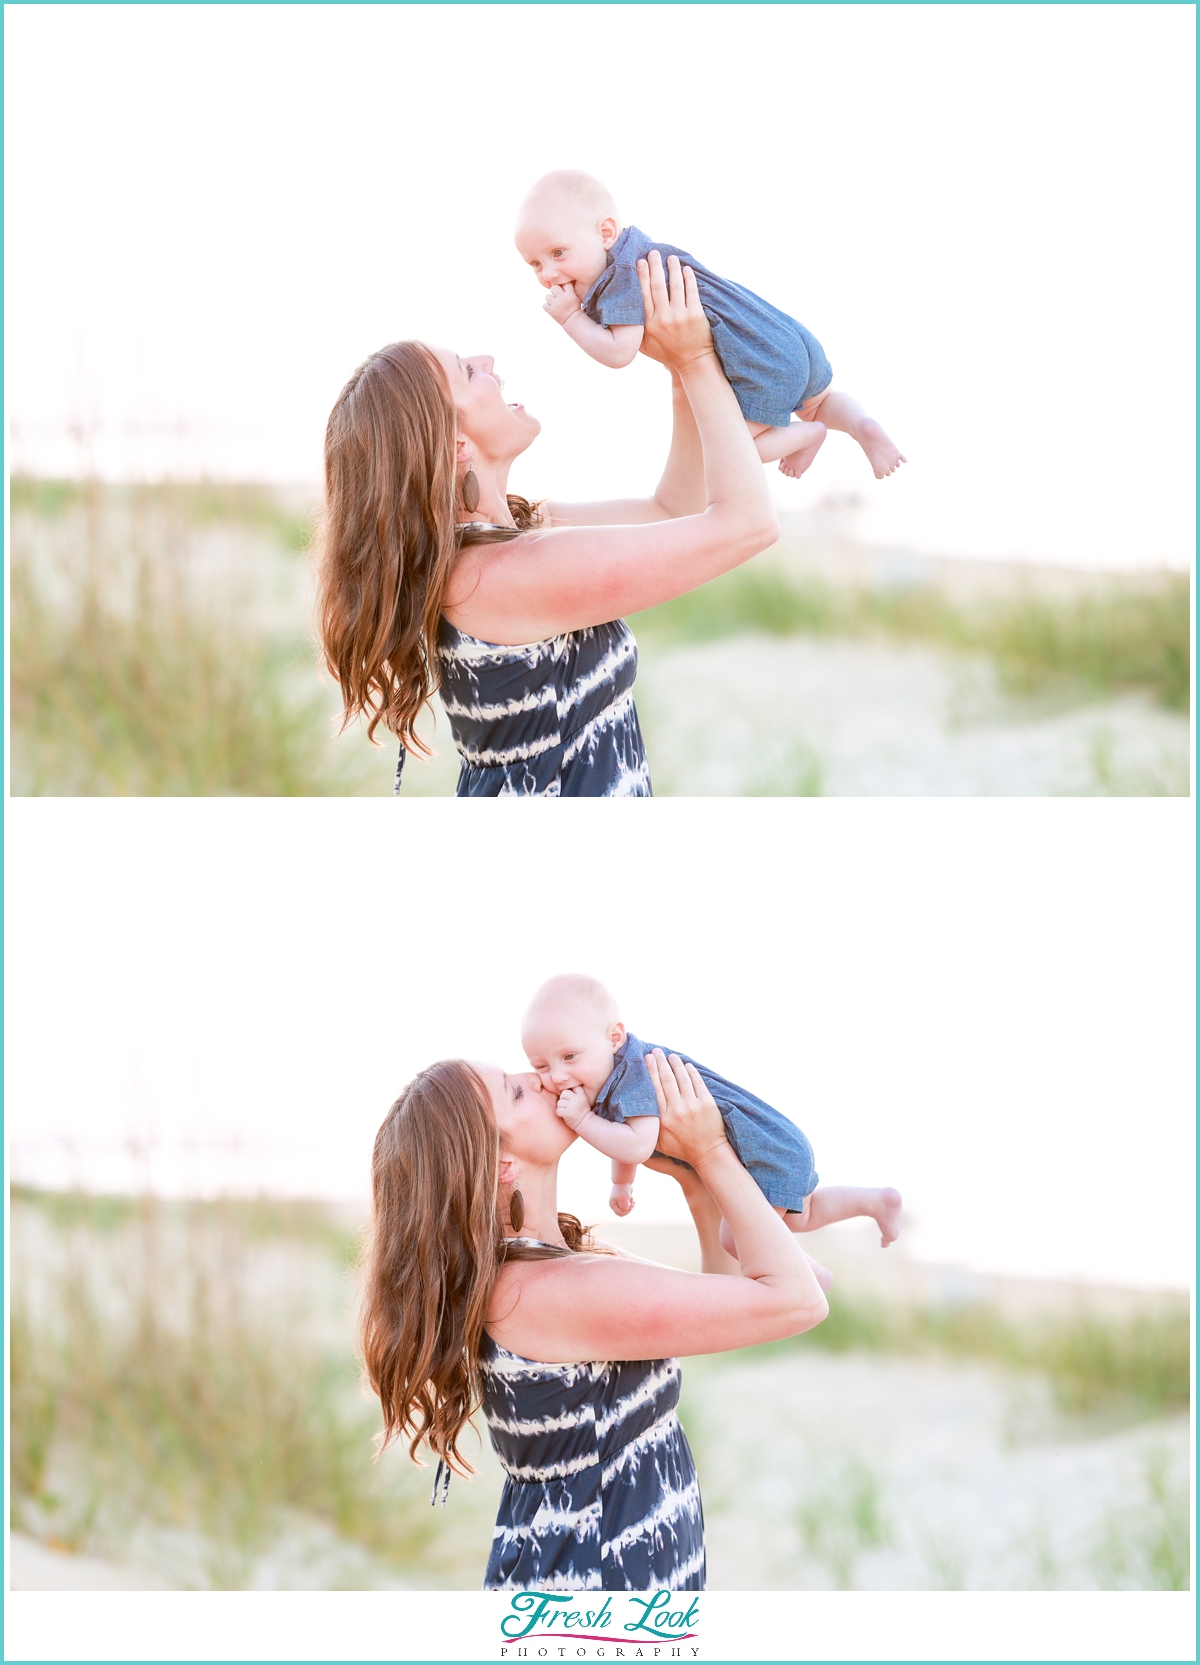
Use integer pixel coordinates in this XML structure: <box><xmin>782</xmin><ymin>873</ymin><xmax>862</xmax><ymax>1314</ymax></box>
<box><xmin>8</xmin><ymin>799</ymin><xmax>1193</xmax><ymax>1290</ymax></box>
<box><xmin>4</xmin><ymin>4</ymin><xmax>1195</xmax><ymax>568</ymax></box>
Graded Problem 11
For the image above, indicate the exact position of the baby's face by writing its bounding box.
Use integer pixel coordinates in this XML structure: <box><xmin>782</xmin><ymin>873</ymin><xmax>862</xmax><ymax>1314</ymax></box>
<box><xmin>514</xmin><ymin>199</ymin><xmax>615</xmax><ymax>293</ymax></box>
<box><xmin>521</xmin><ymin>1002</ymin><xmax>625</xmax><ymax>1104</ymax></box>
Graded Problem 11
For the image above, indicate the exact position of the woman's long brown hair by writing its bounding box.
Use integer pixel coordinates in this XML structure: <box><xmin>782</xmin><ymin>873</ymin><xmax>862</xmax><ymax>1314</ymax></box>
<box><xmin>316</xmin><ymin>343</ymin><xmax>541</xmax><ymax>753</ymax></box>
<box><xmin>359</xmin><ymin>1060</ymin><xmax>593</xmax><ymax>1474</ymax></box>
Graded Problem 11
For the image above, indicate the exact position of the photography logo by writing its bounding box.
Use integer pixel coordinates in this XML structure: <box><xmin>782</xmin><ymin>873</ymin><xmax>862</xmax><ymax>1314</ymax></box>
<box><xmin>498</xmin><ymin>1591</ymin><xmax>701</xmax><ymax>1659</ymax></box>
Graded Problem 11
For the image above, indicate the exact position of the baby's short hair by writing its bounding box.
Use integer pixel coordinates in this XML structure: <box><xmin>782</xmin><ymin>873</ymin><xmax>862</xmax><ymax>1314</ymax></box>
<box><xmin>521</xmin><ymin>170</ymin><xmax>619</xmax><ymax>226</ymax></box>
<box><xmin>525</xmin><ymin>973</ymin><xmax>620</xmax><ymax>1028</ymax></box>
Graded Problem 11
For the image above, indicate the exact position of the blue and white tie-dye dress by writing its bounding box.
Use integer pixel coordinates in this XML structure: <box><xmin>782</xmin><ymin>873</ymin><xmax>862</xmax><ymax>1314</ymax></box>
<box><xmin>397</xmin><ymin>617</ymin><xmax>652</xmax><ymax>797</ymax></box>
<box><xmin>480</xmin><ymin>1334</ymin><xmax>705</xmax><ymax>1590</ymax></box>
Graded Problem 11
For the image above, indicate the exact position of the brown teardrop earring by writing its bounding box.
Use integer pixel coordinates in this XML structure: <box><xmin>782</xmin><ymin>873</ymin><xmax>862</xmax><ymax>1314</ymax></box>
<box><xmin>461</xmin><ymin>470</ymin><xmax>480</xmax><ymax>514</ymax></box>
<box><xmin>509</xmin><ymin>1188</ymin><xmax>525</xmax><ymax>1234</ymax></box>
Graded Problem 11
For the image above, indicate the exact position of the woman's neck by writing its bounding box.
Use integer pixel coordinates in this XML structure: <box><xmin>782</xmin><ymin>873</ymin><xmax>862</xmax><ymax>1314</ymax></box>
<box><xmin>462</xmin><ymin>457</ymin><xmax>515</xmax><ymax>529</ymax></box>
<box><xmin>507</xmin><ymin>1162</ymin><xmax>567</xmax><ymax>1248</ymax></box>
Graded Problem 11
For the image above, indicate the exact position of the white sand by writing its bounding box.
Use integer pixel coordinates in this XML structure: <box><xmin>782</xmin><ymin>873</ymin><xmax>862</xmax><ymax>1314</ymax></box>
<box><xmin>9</xmin><ymin>1531</ymin><xmax>167</xmax><ymax>1590</ymax></box>
<box><xmin>635</xmin><ymin>634</ymin><xmax>1190</xmax><ymax>797</ymax></box>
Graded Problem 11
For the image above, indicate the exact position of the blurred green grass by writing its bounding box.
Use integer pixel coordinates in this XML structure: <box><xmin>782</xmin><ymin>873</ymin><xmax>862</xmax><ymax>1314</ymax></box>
<box><xmin>10</xmin><ymin>477</ymin><xmax>1191</xmax><ymax>795</ymax></box>
<box><xmin>793</xmin><ymin>1452</ymin><xmax>891</xmax><ymax>1589</ymax></box>
<box><xmin>10</xmin><ymin>476</ymin><xmax>313</xmax><ymax>551</ymax></box>
<box><xmin>10</xmin><ymin>477</ymin><xmax>387</xmax><ymax>796</ymax></box>
<box><xmin>1092</xmin><ymin>1447</ymin><xmax>1191</xmax><ymax>1589</ymax></box>
<box><xmin>11</xmin><ymin>1189</ymin><xmax>1190</xmax><ymax>1588</ymax></box>
<box><xmin>724</xmin><ymin>1286</ymin><xmax>1191</xmax><ymax>1421</ymax></box>
<box><xmin>10</xmin><ymin>1189</ymin><xmax>492</xmax><ymax>1587</ymax></box>
<box><xmin>631</xmin><ymin>564</ymin><xmax>1192</xmax><ymax>713</ymax></box>
<box><xmin>12</xmin><ymin>1184</ymin><xmax>359</xmax><ymax>1258</ymax></box>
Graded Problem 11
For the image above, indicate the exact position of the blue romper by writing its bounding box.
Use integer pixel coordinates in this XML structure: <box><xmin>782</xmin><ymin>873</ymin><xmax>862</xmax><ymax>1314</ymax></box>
<box><xmin>581</xmin><ymin>225</ymin><xmax>833</xmax><ymax>430</ymax></box>
<box><xmin>594</xmin><ymin>1033</ymin><xmax>819</xmax><ymax>1214</ymax></box>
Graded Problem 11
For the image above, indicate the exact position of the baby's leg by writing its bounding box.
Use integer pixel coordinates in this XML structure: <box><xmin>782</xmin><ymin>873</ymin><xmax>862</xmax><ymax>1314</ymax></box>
<box><xmin>798</xmin><ymin>390</ymin><xmax>906</xmax><ymax>479</ymax></box>
<box><xmin>609</xmin><ymin>1159</ymin><xmax>638</xmax><ymax>1218</ymax></box>
<box><xmin>789</xmin><ymin>1185</ymin><xmax>903</xmax><ymax>1248</ymax></box>
<box><xmin>719</xmin><ymin>1204</ymin><xmax>834</xmax><ymax>1290</ymax></box>
<box><xmin>748</xmin><ymin>418</ymin><xmax>827</xmax><ymax>479</ymax></box>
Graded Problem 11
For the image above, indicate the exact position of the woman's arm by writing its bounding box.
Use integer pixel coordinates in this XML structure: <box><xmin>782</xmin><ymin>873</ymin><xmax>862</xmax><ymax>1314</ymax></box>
<box><xmin>488</xmin><ymin>1054</ymin><xmax>827</xmax><ymax>1363</ymax></box>
<box><xmin>543</xmin><ymin>371</ymin><xmax>704</xmax><ymax>527</ymax></box>
<box><xmin>643</xmin><ymin>1153</ymin><xmax>741</xmax><ymax>1277</ymax></box>
<box><xmin>445</xmin><ymin>256</ymin><xmax>778</xmax><ymax>646</ymax></box>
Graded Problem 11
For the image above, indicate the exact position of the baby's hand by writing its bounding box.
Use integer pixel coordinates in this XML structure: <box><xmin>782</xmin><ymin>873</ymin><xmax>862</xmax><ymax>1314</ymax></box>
<box><xmin>543</xmin><ymin>282</ymin><xmax>582</xmax><ymax>326</ymax></box>
<box><xmin>555</xmin><ymin>1086</ymin><xmax>591</xmax><ymax>1130</ymax></box>
<box><xmin>609</xmin><ymin>1182</ymin><xmax>636</xmax><ymax>1217</ymax></box>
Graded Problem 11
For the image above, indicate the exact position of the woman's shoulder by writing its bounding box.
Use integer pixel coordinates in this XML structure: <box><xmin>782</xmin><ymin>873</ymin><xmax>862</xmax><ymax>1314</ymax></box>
<box><xmin>487</xmin><ymin>1251</ymin><xmax>659</xmax><ymax>1366</ymax></box>
<box><xmin>440</xmin><ymin>527</ymin><xmax>554</xmax><ymax>644</ymax></box>
<box><xmin>442</xmin><ymin>552</ymin><xmax>635</xmax><ymax>656</ymax></box>
<box><xmin>439</xmin><ymin>539</ymin><xmax>561</xmax><ymax>654</ymax></box>
<box><xmin>485</xmin><ymin>1251</ymin><xmax>589</xmax><ymax>1337</ymax></box>
<box><xmin>488</xmin><ymin>1245</ymin><xmax>633</xmax><ymax>1305</ymax></box>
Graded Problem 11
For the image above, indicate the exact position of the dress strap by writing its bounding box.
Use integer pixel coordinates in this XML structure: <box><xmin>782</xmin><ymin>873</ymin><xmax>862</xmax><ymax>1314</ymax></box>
<box><xmin>499</xmin><ymin>1235</ymin><xmax>573</xmax><ymax>1261</ymax></box>
<box><xmin>430</xmin><ymin>1457</ymin><xmax>451</xmax><ymax>1507</ymax></box>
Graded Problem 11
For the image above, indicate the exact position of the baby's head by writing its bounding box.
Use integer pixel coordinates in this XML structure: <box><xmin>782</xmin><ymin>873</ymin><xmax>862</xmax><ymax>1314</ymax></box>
<box><xmin>514</xmin><ymin>171</ymin><xmax>622</xmax><ymax>294</ymax></box>
<box><xmin>521</xmin><ymin>973</ymin><xmax>626</xmax><ymax>1104</ymax></box>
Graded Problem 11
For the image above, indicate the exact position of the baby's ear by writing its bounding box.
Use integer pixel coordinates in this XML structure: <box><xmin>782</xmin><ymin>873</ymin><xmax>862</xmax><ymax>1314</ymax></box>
<box><xmin>608</xmin><ymin>1021</ymin><xmax>627</xmax><ymax>1050</ymax></box>
<box><xmin>598</xmin><ymin>215</ymin><xmax>620</xmax><ymax>249</ymax></box>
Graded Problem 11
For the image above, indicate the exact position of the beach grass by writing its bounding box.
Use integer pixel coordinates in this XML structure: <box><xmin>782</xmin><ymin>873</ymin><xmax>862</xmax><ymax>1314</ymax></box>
<box><xmin>1090</xmin><ymin>1447</ymin><xmax>1191</xmax><ymax>1590</ymax></box>
<box><xmin>631</xmin><ymin>564</ymin><xmax>1191</xmax><ymax>713</ymax></box>
<box><xmin>10</xmin><ymin>476</ymin><xmax>313</xmax><ymax>553</ymax></box>
<box><xmin>9</xmin><ymin>477</ymin><xmax>386</xmax><ymax>797</ymax></box>
<box><xmin>11</xmin><ymin>477</ymin><xmax>1190</xmax><ymax>795</ymax></box>
<box><xmin>730</xmin><ymin>1286</ymin><xmax>1191</xmax><ymax>1421</ymax></box>
<box><xmin>9</xmin><ymin>1190</ymin><xmax>492</xmax><ymax>1587</ymax></box>
<box><xmin>10</xmin><ymin>1189</ymin><xmax>1190</xmax><ymax>1587</ymax></box>
<box><xmin>792</xmin><ymin>1452</ymin><xmax>892</xmax><ymax>1588</ymax></box>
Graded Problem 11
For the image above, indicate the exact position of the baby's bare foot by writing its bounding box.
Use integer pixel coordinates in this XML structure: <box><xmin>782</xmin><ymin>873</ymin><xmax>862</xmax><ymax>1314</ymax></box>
<box><xmin>804</xmin><ymin>1251</ymin><xmax>834</xmax><ymax>1292</ymax></box>
<box><xmin>778</xmin><ymin>421</ymin><xmax>826</xmax><ymax>480</ymax></box>
<box><xmin>874</xmin><ymin>1187</ymin><xmax>903</xmax><ymax>1247</ymax></box>
<box><xmin>858</xmin><ymin>419</ymin><xmax>906</xmax><ymax>479</ymax></box>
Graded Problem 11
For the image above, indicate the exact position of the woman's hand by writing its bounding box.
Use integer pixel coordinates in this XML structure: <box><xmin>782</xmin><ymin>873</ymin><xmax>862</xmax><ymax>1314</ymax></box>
<box><xmin>637</xmin><ymin>251</ymin><xmax>716</xmax><ymax>373</ymax></box>
<box><xmin>645</xmin><ymin>1050</ymin><xmax>728</xmax><ymax>1167</ymax></box>
<box><xmin>643</xmin><ymin>1149</ymin><xmax>703</xmax><ymax>1197</ymax></box>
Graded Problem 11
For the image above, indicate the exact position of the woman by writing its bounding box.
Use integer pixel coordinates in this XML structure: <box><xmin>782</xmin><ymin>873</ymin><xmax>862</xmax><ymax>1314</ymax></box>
<box><xmin>317</xmin><ymin>254</ymin><xmax>778</xmax><ymax>796</ymax></box>
<box><xmin>359</xmin><ymin>1048</ymin><xmax>828</xmax><ymax>1590</ymax></box>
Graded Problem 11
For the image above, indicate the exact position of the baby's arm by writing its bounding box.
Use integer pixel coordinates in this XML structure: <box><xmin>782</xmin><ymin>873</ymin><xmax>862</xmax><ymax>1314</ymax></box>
<box><xmin>544</xmin><ymin>282</ymin><xmax>644</xmax><ymax>368</ymax></box>
<box><xmin>556</xmin><ymin>1089</ymin><xmax>660</xmax><ymax>1160</ymax></box>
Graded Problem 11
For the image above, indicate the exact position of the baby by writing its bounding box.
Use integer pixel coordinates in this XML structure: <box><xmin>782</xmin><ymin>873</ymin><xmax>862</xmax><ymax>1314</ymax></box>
<box><xmin>521</xmin><ymin>974</ymin><xmax>903</xmax><ymax>1268</ymax></box>
<box><xmin>515</xmin><ymin>170</ymin><xmax>905</xmax><ymax>482</ymax></box>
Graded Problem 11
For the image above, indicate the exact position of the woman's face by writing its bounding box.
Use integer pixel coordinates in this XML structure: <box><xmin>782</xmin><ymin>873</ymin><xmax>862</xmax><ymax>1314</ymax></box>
<box><xmin>474</xmin><ymin>1061</ymin><xmax>576</xmax><ymax>1165</ymax></box>
<box><xmin>431</xmin><ymin>348</ymin><xmax>541</xmax><ymax>465</ymax></box>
